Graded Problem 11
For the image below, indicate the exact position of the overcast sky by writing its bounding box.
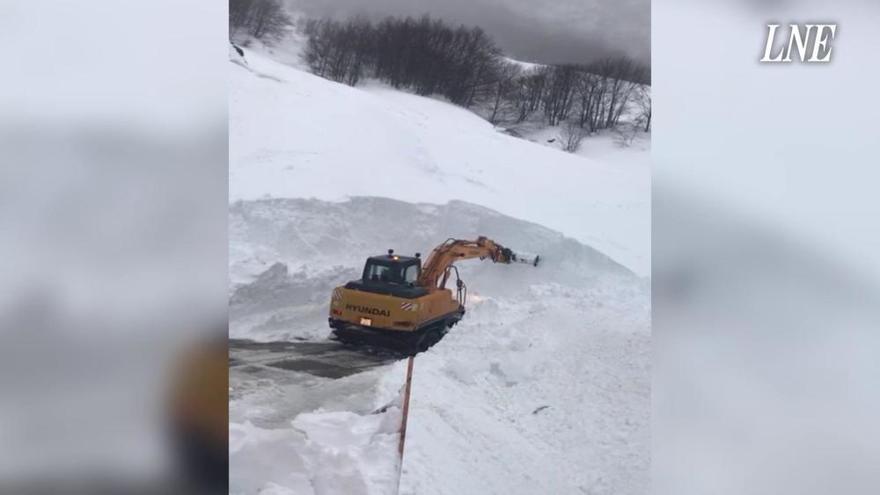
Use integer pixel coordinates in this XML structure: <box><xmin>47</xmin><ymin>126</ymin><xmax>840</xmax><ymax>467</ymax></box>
<box><xmin>286</xmin><ymin>0</ymin><xmax>650</xmax><ymax>65</ymax></box>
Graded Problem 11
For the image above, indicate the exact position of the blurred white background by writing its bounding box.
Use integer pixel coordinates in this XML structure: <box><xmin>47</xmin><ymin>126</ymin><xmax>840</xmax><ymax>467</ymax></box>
<box><xmin>654</xmin><ymin>0</ymin><xmax>880</xmax><ymax>494</ymax></box>
<box><xmin>0</xmin><ymin>1</ymin><xmax>228</xmax><ymax>491</ymax></box>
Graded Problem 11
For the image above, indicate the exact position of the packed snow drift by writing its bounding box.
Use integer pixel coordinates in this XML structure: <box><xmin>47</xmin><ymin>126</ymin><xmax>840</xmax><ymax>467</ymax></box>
<box><xmin>230</xmin><ymin>198</ymin><xmax>632</xmax><ymax>340</ymax></box>
<box><xmin>230</xmin><ymin>45</ymin><xmax>650</xmax><ymax>495</ymax></box>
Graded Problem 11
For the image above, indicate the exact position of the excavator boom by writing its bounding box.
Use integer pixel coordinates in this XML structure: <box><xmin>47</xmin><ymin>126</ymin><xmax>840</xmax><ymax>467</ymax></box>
<box><xmin>418</xmin><ymin>236</ymin><xmax>539</xmax><ymax>289</ymax></box>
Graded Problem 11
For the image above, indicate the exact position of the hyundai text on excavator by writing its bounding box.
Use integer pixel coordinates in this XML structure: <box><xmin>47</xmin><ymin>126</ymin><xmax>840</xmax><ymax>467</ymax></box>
<box><xmin>328</xmin><ymin>237</ymin><xmax>539</xmax><ymax>351</ymax></box>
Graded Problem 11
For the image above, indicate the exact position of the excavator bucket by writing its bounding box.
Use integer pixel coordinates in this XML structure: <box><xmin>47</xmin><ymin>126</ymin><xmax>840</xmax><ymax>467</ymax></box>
<box><xmin>513</xmin><ymin>253</ymin><xmax>541</xmax><ymax>267</ymax></box>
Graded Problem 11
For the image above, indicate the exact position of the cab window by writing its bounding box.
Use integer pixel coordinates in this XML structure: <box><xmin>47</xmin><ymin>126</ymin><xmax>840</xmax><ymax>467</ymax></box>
<box><xmin>404</xmin><ymin>264</ymin><xmax>420</xmax><ymax>283</ymax></box>
<box><xmin>366</xmin><ymin>263</ymin><xmax>394</xmax><ymax>283</ymax></box>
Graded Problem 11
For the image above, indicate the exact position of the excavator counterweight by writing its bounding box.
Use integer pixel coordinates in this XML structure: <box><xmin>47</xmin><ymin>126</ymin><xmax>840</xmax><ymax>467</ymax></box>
<box><xmin>328</xmin><ymin>236</ymin><xmax>538</xmax><ymax>352</ymax></box>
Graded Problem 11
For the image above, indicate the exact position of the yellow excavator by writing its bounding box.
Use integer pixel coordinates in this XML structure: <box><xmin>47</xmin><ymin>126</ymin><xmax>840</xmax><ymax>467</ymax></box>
<box><xmin>328</xmin><ymin>236</ymin><xmax>539</xmax><ymax>351</ymax></box>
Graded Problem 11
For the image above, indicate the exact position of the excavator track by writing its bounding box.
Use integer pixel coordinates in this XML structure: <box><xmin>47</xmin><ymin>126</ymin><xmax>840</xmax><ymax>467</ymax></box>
<box><xmin>330</xmin><ymin>311</ymin><xmax>462</xmax><ymax>354</ymax></box>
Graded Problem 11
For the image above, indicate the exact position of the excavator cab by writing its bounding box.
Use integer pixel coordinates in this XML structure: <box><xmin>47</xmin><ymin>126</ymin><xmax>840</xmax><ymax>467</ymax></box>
<box><xmin>362</xmin><ymin>250</ymin><xmax>420</xmax><ymax>286</ymax></box>
<box><xmin>344</xmin><ymin>250</ymin><xmax>429</xmax><ymax>298</ymax></box>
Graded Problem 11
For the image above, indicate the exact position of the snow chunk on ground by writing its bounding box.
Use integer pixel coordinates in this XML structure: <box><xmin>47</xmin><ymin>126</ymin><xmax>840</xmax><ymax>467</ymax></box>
<box><xmin>230</xmin><ymin>421</ymin><xmax>315</xmax><ymax>494</ymax></box>
<box><xmin>293</xmin><ymin>408</ymin><xmax>401</xmax><ymax>495</ymax></box>
<box><xmin>231</xmin><ymin>406</ymin><xmax>402</xmax><ymax>495</ymax></box>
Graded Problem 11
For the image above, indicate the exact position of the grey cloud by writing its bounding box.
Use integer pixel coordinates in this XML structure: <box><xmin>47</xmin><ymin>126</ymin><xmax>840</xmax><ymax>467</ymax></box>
<box><xmin>285</xmin><ymin>0</ymin><xmax>650</xmax><ymax>65</ymax></box>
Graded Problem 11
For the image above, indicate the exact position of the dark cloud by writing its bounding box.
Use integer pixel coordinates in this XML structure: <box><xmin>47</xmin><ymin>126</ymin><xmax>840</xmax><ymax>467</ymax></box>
<box><xmin>285</xmin><ymin>0</ymin><xmax>650</xmax><ymax>65</ymax></box>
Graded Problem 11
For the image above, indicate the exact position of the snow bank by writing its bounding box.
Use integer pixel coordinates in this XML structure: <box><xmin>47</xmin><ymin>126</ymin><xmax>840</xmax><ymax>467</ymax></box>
<box><xmin>230</xmin><ymin>197</ymin><xmax>633</xmax><ymax>342</ymax></box>
<box><xmin>293</xmin><ymin>409</ymin><xmax>401</xmax><ymax>493</ymax></box>
<box><xmin>230</xmin><ymin>406</ymin><xmax>401</xmax><ymax>495</ymax></box>
<box><xmin>230</xmin><ymin>421</ymin><xmax>316</xmax><ymax>494</ymax></box>
<box><xmin>391</xmin><ymin>282</ymin><xmax>650</xmax><ymax>495</ymax></box>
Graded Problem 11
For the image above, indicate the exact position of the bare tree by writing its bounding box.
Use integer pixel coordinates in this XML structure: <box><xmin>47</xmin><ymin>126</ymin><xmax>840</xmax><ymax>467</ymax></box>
<box><xmin>299</xmin><ymin>15</ymin><xmax>653</xmax><ymax>133</ymax></box>
<box><xmin>574</xmin><ymin>70</ymin><xmax>602</xmax><ymax>131</ymax></box>
<box><xmin>584</xmin><ymin>56</ymin><xmax>648</xmax><ymax>130</ymax></box>
<box><xmin>229</xmin><ymin>0</ymin><xmax>290</xmax><ymax>41</ymax></box>
<box><xmin>229</xmin><ymin>0</ymin><xmax>256</xmax><ymax>34</ymax></box>
<box><xmin>302</xmin><ymin>17</ymin><xmax>373</xmax><ymax>85</ymax></box>
<box><xmin>303</xmin><ymin>15</ymin><xmax>505</xmax><ymax>103</ymax></box>
<box><xmin>512</xmin><ymin>72</ymin><xmax>545</xmax><ymax>123</ymax></box>
<box><xmin>592</xmin><ymin>57</ymin><xmax>631</xmax><ymax>129</ymax></box>
<box><xmin>303</xmin><ymin>19</ymin><xmax>331</xmax><ymax>77</ymax></box>
<box><xmin>634</xmin><ymin>84</ymin><xmax>652</xmax><ymax>132</ymax></box>
<box><xmin>487</xmin><ymin>62</ymin><xmax>521</xmax><ymax>124</ymax></box>
<box><xmin>613</xmin><ymin>122</ymin><xmax>641</xmax><ymax>147</ymax></box>
<box><xmin>559</xmin><ymin>120</ymin><xmax>587</xmax><ymax>153</ymax></box>
<box><xmin>542</xmin><ymin>65</ymin><xmax>578</xmax><ymax>126</ymax></box>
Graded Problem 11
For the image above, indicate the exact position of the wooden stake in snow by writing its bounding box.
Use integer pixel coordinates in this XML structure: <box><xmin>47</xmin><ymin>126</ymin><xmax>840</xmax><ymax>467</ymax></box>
<box><xmin>396</xmin><ymin>356</ymin><xmax>415</xmax><ymax>493</ymax></box>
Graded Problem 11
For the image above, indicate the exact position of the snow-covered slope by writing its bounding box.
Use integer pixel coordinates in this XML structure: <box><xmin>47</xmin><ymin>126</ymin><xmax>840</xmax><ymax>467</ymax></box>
<box><xmin>391</xmin><ymin>284</ymin><xmax>649</xmax><ymax>495</ymax></box>
<box><xmin>502</xmin><ymin>56</ymin><xmax>545</xmax><ymax>72</ymax></box>
<box><xmin>230</xmin><ymin>50</ymin><xmax>650</xmax><ymax>275</ymax></box>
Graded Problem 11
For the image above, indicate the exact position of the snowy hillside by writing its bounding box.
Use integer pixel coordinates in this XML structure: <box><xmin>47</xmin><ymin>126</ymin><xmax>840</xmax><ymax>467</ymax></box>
<box><xmin>230</xmin><ymin>49</ymin><xmax>649</xmax><ymax>275</ymax></box>
<box><xmin>502</xmin><ymin>56</ymin><xmax>545</xmax><ymax>72</ymax></box>
<box><xmin>229</xmin><ymin>44</ymin><xmax>650</xmax><ymax>495</ymax></box>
